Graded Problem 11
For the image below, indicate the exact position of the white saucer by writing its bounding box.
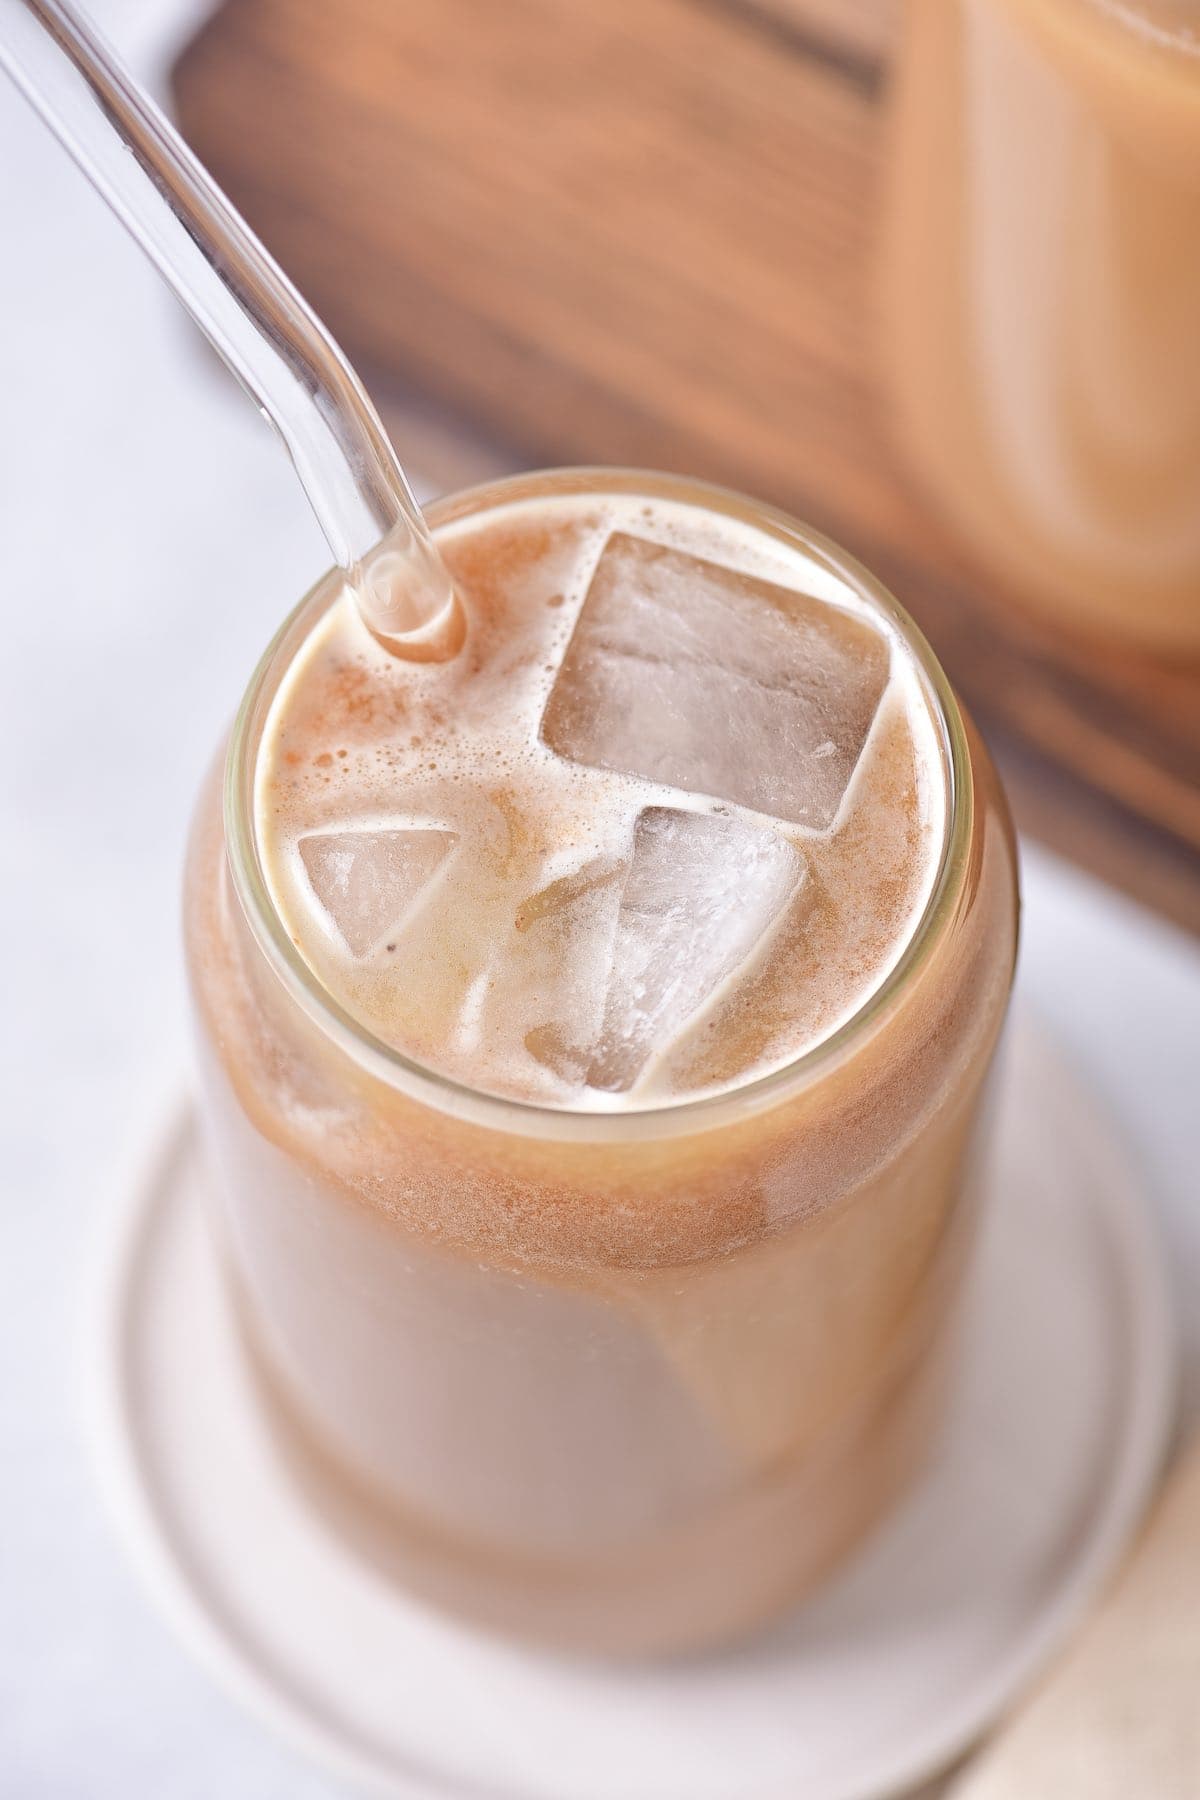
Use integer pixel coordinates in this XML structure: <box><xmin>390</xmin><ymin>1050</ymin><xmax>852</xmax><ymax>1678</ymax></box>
<box><xmin>91</xmin><ymin>1019</ymin><xmax>1175</xmax><ymax>1800</ymax></box>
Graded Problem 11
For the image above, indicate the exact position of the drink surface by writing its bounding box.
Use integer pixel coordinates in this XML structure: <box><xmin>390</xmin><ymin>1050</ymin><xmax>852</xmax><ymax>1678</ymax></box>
<box><xmin>257</xmin><ymin>485</ymin><xmax>947</xmax><ymax>1110</ymax></box>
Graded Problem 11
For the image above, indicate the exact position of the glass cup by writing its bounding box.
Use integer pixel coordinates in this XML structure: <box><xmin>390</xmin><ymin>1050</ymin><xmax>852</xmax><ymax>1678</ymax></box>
<box><xmin>883</xmin><ymin>0</ymin><xmax>1200</xmax><ymax>653</ymax></box>
<box><xmin>184</xmin><ymin>469</ymin><xmax>1019</xmax><ymax>1656</ymax></box>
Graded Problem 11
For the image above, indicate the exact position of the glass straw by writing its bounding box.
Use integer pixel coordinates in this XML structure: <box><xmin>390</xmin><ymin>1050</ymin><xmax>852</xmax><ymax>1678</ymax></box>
<box><xmin>0</xmin><ymin>0</ymin><xmax>463</xmax><ymax>659</ymax></box>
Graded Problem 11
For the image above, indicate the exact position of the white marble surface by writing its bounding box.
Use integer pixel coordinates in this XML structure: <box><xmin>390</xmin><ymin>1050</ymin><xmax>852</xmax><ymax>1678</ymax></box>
<box><xmin>1</xmin><ymin>6</ymin><xmax>1198</xmax><ymax>1796</ymax></box>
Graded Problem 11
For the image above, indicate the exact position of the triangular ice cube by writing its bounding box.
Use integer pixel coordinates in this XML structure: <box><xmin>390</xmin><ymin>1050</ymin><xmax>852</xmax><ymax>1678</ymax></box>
<box><xmin>298</xmin><ymin>827</ymin><xmax>456</xmax><ymax>959</ymax></box>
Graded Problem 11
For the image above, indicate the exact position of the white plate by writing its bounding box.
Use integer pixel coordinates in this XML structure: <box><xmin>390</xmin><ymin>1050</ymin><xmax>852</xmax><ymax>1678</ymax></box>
<box><xmin>91</xmin><ymin>1018</ymin><xmax>1175</xmax><ymax>1800</ymax></box>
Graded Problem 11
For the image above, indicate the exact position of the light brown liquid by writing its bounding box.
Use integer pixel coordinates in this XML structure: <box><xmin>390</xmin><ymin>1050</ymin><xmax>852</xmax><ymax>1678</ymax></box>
<box><xmin>185</xmin><ymin>471</ymin><xmax>1018</xmax><ymax>1654</ymax></box>
<box><xmin>885</xmin><ymin>0</ymin><xmax>1200</xmax><ymax>650</ymax></box>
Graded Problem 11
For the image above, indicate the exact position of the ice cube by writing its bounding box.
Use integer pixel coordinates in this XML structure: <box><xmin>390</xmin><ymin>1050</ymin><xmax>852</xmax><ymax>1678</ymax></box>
<box><xmin>298</xmin><ymin>827</ymin><xmax>456</xmax><ymax>958</ymax></box>
<box><xmin>542</xmin><ymin>533</ymin><xmax>890</xmax><ymax>831</ymax></box>
<box><xmin>507</xmin><ymin>856</ymin><xmax>626</xmax><ymax>1086</ymax></box>
<box><xmin>588</xmin><ymin>808</ymin><xmax>806</xmax><ymax>1092</ymax></box>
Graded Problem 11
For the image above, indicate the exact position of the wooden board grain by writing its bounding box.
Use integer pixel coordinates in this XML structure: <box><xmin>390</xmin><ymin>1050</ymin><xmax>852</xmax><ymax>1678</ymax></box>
<box><xmin>172</xmin><ymin>0</ymin><xmax>1200</xmax><ymax>931</ymax></box>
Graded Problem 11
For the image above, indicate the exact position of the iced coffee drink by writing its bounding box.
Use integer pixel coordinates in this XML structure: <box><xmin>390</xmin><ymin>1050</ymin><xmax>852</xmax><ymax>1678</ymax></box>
<box><xmin>185</xmin><ymin>469</ymin><xmax>1018</xmax><ymax>1655</ymax></box>
<box><xmin>884</xmin><ymin>0</ymin><xmax>1200</xmax><ymax>651</ymax></box>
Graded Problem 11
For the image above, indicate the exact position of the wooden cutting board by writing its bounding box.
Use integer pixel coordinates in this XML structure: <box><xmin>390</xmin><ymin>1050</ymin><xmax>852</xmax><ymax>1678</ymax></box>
<box><xmin>172</xmin><ymin>0</ymin><xmax>1200</xmax><ymax>932</ymax></box>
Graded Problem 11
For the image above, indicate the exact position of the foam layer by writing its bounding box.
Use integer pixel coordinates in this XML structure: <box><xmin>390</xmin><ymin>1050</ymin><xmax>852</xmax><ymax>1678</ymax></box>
<box><xmin>257</xmin><ymin>488</ymin><xmax>947</xmax><ymax>1107</ymax></box>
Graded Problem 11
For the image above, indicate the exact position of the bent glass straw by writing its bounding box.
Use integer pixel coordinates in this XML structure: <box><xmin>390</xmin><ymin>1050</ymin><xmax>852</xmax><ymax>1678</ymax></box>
<box><xmin>0</xmin><ymin>0</ymin><xmax>463</xmax><ymax>658</ymax></box>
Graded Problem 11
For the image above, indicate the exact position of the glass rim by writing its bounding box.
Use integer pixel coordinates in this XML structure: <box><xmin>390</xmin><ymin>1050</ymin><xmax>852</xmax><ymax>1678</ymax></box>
<box><xmin>224</xmin><ymin>466</ymin><xmax>975</xmax><ymax>1144</ymax></box>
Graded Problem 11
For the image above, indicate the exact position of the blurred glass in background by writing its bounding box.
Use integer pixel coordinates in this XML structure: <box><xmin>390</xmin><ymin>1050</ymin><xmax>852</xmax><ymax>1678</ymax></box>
<box><xmin>884</xmin><ymin>0</ymin><xmax>1200</xmax><ymax>653</ymax></box>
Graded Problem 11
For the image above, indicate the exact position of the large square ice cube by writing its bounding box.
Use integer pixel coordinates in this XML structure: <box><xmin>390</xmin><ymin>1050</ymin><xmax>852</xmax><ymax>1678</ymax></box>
<box><xmin>542</xmin><ymin>533</ymin><xmax>890</xmax><ymax>830</ymax></box>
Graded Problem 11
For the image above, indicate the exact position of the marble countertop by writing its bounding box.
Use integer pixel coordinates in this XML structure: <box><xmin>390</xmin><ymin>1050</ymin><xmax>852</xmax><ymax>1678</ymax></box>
<box><xmin>2</xmin><ymin>5</ymin><xmax>1198</xmax><ymax>1794</ymax></box>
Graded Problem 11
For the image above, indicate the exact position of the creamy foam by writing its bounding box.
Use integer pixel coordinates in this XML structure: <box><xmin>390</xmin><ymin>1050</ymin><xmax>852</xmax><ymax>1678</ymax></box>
<box><xmin>256</xmin><ymin>489</ymin><xmax>947</xmax><ymax>1108</ymax></box>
